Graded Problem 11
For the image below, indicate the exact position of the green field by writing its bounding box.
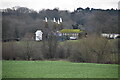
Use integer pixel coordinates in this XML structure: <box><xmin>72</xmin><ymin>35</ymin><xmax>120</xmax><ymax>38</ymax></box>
<box><xmin>2</xmin><ymin>60</ymin><xmax>118</xmax><ymax>78</ymax></box>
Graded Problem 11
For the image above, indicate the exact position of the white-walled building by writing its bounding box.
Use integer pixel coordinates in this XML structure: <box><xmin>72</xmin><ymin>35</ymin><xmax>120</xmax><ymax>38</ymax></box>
<box><xmin>35</xmin><ymin>30</ymin><xmax>43</xmax><ymax>41</ymax></box>
<box><xmin>101</xmin><ymin>33</ymin><xmax>119</xmax><ymax>39</ymax></box>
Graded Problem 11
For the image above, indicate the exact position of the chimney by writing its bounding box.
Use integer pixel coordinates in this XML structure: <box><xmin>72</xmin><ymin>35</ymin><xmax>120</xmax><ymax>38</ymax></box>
<box><xmin>53</xmin><ymin>18</ymin><xmax>56</xmax><ymax>22</ymax></box>
<box><xmin>60</xmin><ymin>18</ymin><xmax>62</xmax><ymax>23</ymax></box>
<box><xmin>57</xmin><ymin>20</ymin><xmax>60</xmax><ymax>24</ymax></box>
<box><xmin>45</xmin><ymin>17</ymin><xmax>48</xmax><ymax>22</ymax></box>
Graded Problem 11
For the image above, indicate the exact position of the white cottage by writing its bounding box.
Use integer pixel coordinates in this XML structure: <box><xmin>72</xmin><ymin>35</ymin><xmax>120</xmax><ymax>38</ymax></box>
<box><xmin>35</xmin><ymin>30</ymin><xmax>43</xmax><ymax>41</ymax></box>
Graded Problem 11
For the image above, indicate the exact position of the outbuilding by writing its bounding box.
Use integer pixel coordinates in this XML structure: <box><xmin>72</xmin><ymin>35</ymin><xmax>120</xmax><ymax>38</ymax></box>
<box><xmin>59</xmin><ymin>29</ymin><xmax>84</xmax><ymax>40</ymax></box>
<box><xmin>35</xmin><ymin>30</ymin><xmax>43</xmax><ymax>41</ymax></box>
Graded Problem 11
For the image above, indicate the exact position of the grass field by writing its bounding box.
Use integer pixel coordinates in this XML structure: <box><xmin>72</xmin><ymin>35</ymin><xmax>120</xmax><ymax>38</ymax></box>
<box><xmin>2</xmin><ymin>60</ymin><xmax>118</xmax><ymax>78</ymax></box>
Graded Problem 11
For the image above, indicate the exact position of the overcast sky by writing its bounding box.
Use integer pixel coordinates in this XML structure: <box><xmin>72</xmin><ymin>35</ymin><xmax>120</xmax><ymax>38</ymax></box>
<box><xmin>0</xmin><ymin>0</ymin><xmax>119</xmax><ymax>11</ymax></box>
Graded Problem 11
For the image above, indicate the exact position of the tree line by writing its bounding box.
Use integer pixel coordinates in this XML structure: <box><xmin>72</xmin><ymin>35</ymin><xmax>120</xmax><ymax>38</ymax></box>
<box><xmin>1</xmin><ymin>6</ymin><xmax>119</xmax><ymax>40</ymax></box>
<box><xmin>2</xmin><ymin>37</ymin><xmax>119</xmax><ymax>64</ymax></box>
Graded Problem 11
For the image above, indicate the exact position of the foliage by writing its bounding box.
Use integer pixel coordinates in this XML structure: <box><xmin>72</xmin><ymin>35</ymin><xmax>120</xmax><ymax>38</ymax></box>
<box><xmin>2</xmin><ymin>37</ymin><xmax>119</xmax><ymax>64</ymax></box>
<box><xmin>1</xmin><ymin>7</ymin><xmax>119</xmax><ymax>40</ymax></box>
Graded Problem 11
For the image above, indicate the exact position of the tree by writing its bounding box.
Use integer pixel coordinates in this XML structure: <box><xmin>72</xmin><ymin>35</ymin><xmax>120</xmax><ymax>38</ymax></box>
<box><xmin>85</xmin><ymin>7</ymin><xmax>90</xmax><ymax>11</ymax></box>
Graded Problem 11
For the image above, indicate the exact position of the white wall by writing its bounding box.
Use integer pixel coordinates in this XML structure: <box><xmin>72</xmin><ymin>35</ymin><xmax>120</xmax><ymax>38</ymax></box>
<box><xmin>35</xmin><ymin>30</ymin><xmax>43</xmax><ymax>41</ymax></box>
<box><xmin>101</xmin><ymin>33</ymin><xmax>119</xmax><ymax>39</ymax></box>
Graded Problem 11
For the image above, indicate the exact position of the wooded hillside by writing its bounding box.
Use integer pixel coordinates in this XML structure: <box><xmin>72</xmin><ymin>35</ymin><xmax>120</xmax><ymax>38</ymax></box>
<box><xmin>1</xmin><ymin>7</ymin><xmax>119</xmax><ymax>40</ymax></box>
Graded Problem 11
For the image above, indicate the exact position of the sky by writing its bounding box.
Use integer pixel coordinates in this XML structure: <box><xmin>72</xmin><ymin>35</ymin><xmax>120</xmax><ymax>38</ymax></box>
<box><xmin>0</xmin><ymin>0</ymin><xmax>119</xmax><ymax>11</ymax></box>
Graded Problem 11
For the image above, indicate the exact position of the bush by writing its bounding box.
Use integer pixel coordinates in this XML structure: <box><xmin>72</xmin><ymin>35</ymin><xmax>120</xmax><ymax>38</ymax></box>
<box><xmin>61</xmin><ymin>36</ymin><xmax>118</xmax><ymax>64</ymax></box>
<box><xmin>2</xmin><ymin>36</ymin><xmax>119</xmax><ymax>64</ymax></box>
<box><xmin>2</xmin><ymin>41</ymin><xmax>44</xmax><ymax>60</ymax></box>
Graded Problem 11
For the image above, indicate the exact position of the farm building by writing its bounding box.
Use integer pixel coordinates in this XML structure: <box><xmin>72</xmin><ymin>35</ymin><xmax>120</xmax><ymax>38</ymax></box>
<box><xmin>35</xmin><ymin>17</ymin><xmax>86</xmax><ymax>41</ymax></box>
<box><xmin>35</xmin><ymin>29</ymin><xmax>84</xmax><ymax>41</ymax></box>
<box><xmin>35</xmin><ymin>30</ymin><xmax>43</xmax><ymax>41</ymax></box>
<box><xmin>59</xmin><ymin>29</ymin><xmax>84</xmax><ymax>40</ymax></box>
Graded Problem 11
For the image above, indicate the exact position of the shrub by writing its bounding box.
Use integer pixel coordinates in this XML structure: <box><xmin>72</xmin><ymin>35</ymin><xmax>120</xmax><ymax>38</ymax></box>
<box><xmin>2</xmin><ymin>36</ymin><xmax>118</xmax><ymax>64</ymax></box>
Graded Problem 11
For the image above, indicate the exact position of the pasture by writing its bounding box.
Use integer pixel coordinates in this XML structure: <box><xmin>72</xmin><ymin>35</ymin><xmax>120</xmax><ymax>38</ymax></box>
<box><xmin>2</xmin><ymin>60</ymin><xmax>118</xmax><ymax>78</ymax></box>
